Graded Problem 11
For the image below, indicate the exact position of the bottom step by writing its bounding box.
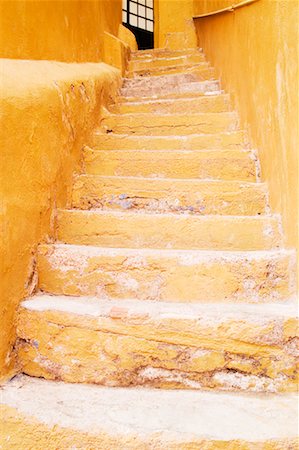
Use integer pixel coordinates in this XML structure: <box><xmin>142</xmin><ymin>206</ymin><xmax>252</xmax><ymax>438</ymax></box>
<box><xmin>17</xmin><ymin>295</ymin><xmax>298</xmax><ymax>393</ymax></box>
<box><xmin>1</xmin><ymin>375</ymin><xmax>297</xmax><ymax>449</ymax></box>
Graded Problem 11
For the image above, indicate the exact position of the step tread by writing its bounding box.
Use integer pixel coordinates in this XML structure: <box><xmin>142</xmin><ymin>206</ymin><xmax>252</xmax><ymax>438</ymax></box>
<box><xmin>37</xmin><ymin>244</ymin><xmax>296</xmax><ymax>303</ymax></box>
<box><xmin>91</xmin><ymin>131</ymin><xmax>246</xmax><ymax>152</ymax></box>
<box><xmin>84</xmin><ymin>146</ymin><xmax>257</xmax><ymax>182</ymax></box>
<box><xmin>131</xmin><ymin>48</ymin><xmax>203</xmax><ymax>57</ymax></box>
<box><xmin>21</xmin><ymin>293</ymin><xmax>298</xmax><ymax>319</ymax></box>
<box><xmin>121</xmin><ymin>80</ymin><xmax>220</xmax><ymax>97</ymax></box>
<box><xmin>129</xmin><ymin>61</ymin><xmax>211</xmax><ymax>75</ymax></box>
<box><xmin>105</xmin><ymin>111</ymin><xmax>237</xmax><ymax>118</ymax></box>
<box><xmin>93</xmin><ymin>130</ymin><xmax>245</xmax><ymax>140</ymax></box>
<box><xmin>75</xmin><ymin>174</ymin><xmax>264</xmax><ymax>184</ymax></box>
<box><xmin>101</xmin><ymin>114</ymin><xmax>238</xmax><ymax>135</ymax></box>
<box><xmin>130</xmin><ymin>54</ymin><xmax>205</xmax><ymax>63</ymax></box>
<box><xmin>117</xmin><ymin>92</ymin><xmax>229</xmax><ymax>106</ymax></box>
<box><xmin>57</xmin><ymin>209</ymin><xmax>281</xmax><ymax>251</ymax></box>
<box><xmin>125</xmin><ymin>62</ymin><xmax>212</xmax><ymax>77</ymax></box>
<box><xmin>130</xmin><ymin>60</ymin><xmax>209</xmax><ymax>69</ymax></box>
<box><xmin>59</xmin><ymin>207</ymin><xmax>274</xmax><ymax>221</ymax></box>
<box><xmin>120</xmin><ymin>89</ymin><xmax>224</xmax><ymax>102</ymax></box>
<box><xmin>39</xmin><ymin>242</ymin><xmax>295</xmax><ymax>258</ymax></box>
<box><xmin>89</xmin><ymin>149</ymin><xmax>252</xmax><ymax>157</ymax></box>
<box><xmin>2</xmin><ymin>375</ymin><xmax>297</xmax><ymax>442</ymax></box>
<box><xmin>72</xmin><ymin>175</ymin><xmax>267</xmax><ymax>216</ymax></box>
<box><xmin>120</xmin><ymin>90</ymin><xmax>224</xmax><ymax>103</ymax></box>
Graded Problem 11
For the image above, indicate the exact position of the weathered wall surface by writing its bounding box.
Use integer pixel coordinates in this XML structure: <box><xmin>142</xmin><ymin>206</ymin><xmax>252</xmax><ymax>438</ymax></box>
<box><xmin>154</xmin><ymin>0</ymin><xmax>197</xmax><ymax>49</ymax></box>
<box><xmin>193</xmin><ymin>0</ymin><xmax>298</xmax><ymax>249</ymax></box>
<box><xmin>0</xmin><ymin>0</ymin><xmax>121</xmax><ymax>62</ymax></box>
<box><xmin>0</xmin><ymin>58</ymin><xmax>121</xmax><ymax>381</ymax></box>
<box><xmin>0</xmin><ymin>0</ymin><xmax>126</xmax><ymax>382</ymax></box>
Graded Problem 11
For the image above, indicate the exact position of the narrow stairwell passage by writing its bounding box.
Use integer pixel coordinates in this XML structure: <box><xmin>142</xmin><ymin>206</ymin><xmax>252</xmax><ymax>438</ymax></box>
<box><xmin>1</xmin><ymin>47</ymin><xmax>297</xmax><ymax>448</ymax></box>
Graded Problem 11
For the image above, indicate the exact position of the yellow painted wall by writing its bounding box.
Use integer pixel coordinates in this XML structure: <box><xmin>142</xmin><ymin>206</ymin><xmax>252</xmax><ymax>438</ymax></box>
<box><xmin>118</xmin><ymin>24</ymin><xmax>139</xmax><ymax>51</ymax></box>
<box><xmin>193</xmin><ymin>0</ymin><xmax>298</xmax><ymax>249</ymax></box>
<box><xmin>0</xmin><ymin>0</ymin><xmax>121</xmax><ymax>62</ymax></box>
<box><xmin>0</xmin><ymin>0</ymin><xmax>125</xmax><ymax>381</ymax></box>
<box><xmin>0</xmin><ymin>60</ymin><xmax>121</xmax><ymax>381</ymax></box>
<box><xmin>154</xmin><ymin>0</ymin><xmax>197</xmax><ymax>48</ymax></box>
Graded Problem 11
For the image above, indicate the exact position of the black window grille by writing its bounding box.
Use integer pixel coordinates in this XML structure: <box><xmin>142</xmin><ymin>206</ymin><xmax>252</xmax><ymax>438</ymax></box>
<box><xmin>122</xmin><ymin>0</ymin><xmax>154</xmax><ymax>33</ymax></box>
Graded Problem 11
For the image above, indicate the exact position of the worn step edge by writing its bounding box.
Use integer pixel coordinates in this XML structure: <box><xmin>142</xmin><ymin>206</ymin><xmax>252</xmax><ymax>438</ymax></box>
<box><xmin>17</xmin><ymin>294</ymin><xmax>298</xmax><ymax>392</ymax></box>
<box><xmin>130</xmin><ymin>51</ymin><xmax>205</xmax><ymax>63</ymax></box>
<box><xmin>71</xmin><ymin>175</ymin><xmax>268</xmax><ymax>215</ymax></box>
<box><xmin>131</xmin><ymin>47</ymin><xmax>204</xmax><ymax>58</ymax></box>
<box><xmin>120</xmin><ymin>80</ymin><xmax>220</xmax><ymax>98</ymax></box>
<box><xmin>122</xmin><ymin>72</ymin><xmax>217</xmax><ymax>88</ymax></box>
<box><xmin>83</xmin><ymin>147</ymin><xmax>257</xmax><ymax>182</ymax></box>
<box><xmin>129</xmin><ymin>54</ymin><xmax>206</xmax><ymax>71</ymax></box>
<box><xmin>103</xmin><ymin>111</ymin><xmax>237</xmax><ymax>119</ymax></box>
<box><xmin>101</xmin><ymin>112</ymin><xmax>239</xmax><ymax>136</ymax></box>
<box><xmin>37</xmin><ymin>244</ymin><xmax>296</xmax><ymax>303</ymax></box>
<box><xmin>127</xmin><ymin>62</ymin><xmax>214</xmax><ymax>78</ymax></box>
<box><xmin>1</xmin><ymin>375</ymin><xmax>297</xmax><ymax>449</ymax></box>
<box><xmin>119</xmin><ymin>88</ymin><xmax>225</xmax><ymax>103</ymax></box>
<box><xmin>111</xmin><ymin>93</ymin><xmax>231</xmax><ymax>111</ymax></box>
<box><xmin>91</xmin><ymin>130</ymin><xmax>248</xmax><ymax>151</ymax></box>
<box><xmin>56</xmin><ymin>209</ymin><xmax>282</xmax><ymax>251</ymax></box>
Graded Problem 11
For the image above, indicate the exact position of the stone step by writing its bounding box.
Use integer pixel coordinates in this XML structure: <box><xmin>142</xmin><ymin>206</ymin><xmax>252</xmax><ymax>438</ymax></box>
<box><xmin>119</xmin><ymin>88</ymin><xmax>228</xmax><ymax>103</ymax></box>
<box><xmin>128</xmin><ymin>53</ymin><xmax>206</xmax><ymax>72</ymax></box>
<box><xmin>2</xmin><ymin>375</ymin><xmax>297</xmax><ymax>448</ymax></box>
<box><xmin>92</xmin><ymin>130</ymin><xmax>246</xmax><ymax>151</ymax></box>
<box><xmin>56</xmin><ymin>209</ymin><xmax>281</xmax><ymax>251</ymax></box>
<box><xmin>122</xmin><ymin>70</ymin><xmax>215</xmax><ymax>89</ymax></box>
<box><xmin>17</xmin><ymin>295</ymin><xmax>298</xmax><ymax>392</ymax></box>
<box><xmin>37</xmin><ymin>244</ymin><xmax>296</xmax><ymax>303</ymax></box>
<box><xmin>131</xmin><ymin>47</ymin><xmax>204</xmax><ymax>60</ymax></box>
<box><xmin>110</xmin><ymin>93</ymin><xmax>231</xmax><ymax>114</ymax></box>
<box><xmin>101</xmin><ymin>112</ymin><xmax>238</xmax><ymax>136</ymax></box>
<box><xmin>121</xmin><ymin>79</ymin><xmax>220</xmax><ymax>98</ymax></box>
<box><xmin>72</xmin><ymin>175</ymin><xmax>268</xmax><ymax>216</ymax></box>
<box><xmin>83</xmin><ymin>148</ymin><xmax>257</xmax><ymax>181</ymax></box>
<box><xmin>127</xmin><ymin>62</ymin><xmax>215</xmax><ymax>78</ymax></box>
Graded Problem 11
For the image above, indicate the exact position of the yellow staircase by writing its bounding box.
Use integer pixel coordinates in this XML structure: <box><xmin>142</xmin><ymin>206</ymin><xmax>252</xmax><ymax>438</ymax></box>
<box><xmin>2</xmin><ymin>47</ymin><xmax>297</xmax><ymax>448</ymax></box>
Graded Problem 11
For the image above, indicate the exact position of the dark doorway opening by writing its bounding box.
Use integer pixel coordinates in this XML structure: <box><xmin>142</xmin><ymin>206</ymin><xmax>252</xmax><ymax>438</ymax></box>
<box><xmin>122</xmin><ymin>0</ymin><xmax>154</xmax><ymax>50</ymax></box>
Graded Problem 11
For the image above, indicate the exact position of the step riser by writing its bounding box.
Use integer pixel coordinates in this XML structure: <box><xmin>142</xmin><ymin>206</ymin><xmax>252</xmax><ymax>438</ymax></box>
<box><xmin>110</xmin><ymin>95</ymin><xmax>231</xmax><ymax>114</ymax></box>
<box><xmin>101</xmin><ymin>113</ymin><xmax>238</xmax><ymax>136</ymax></box>
<box><xmin>123</xmin><ymin>69</ymin><xmax>213</xmax><ymax>88</ymax></box>
<box><xmin>121</xmin><ymin>80</ymin><xmax>220</xmax><ymax>98</ymax></box>
<box><xmin>17</xmin><ymin>305</ymin><xmax>298</xmax><ymax>392</ymax></box>
<box><xmin>131</xmin><ymin>49</ymin><xmax>203</xmax><ymax>59</ymax></box>
<box><xmin>128</xmin><ymin>64</ymin><xmax>214</xmax><ymax>78</ymax></box>
<box><xmin>119</xmin><ymin>90</ymin><xmax>224</xmax><ymax>103</ymax></box>
<box><xmin>83</xmin><ymin>149</ymin><xmax>257</xmax><ymax>182</ymax></box>
<box><xmin>129</xmin><ymin>54</ymin><xmax>205</xmax><ymax>71</ymax></box>
<box><xmin>92</xmin><ymin>131</ymin><xmax>246</xmax><ymax>151</ymax></box>
<box><xmin>57</xmin><ymin>210</ymin><xmax>281</xmax><ymax>251</ymax></box>
<box><xmin>37</xmin><ymin>245</ymin><xmax>296</xmax><ymax>303</ymax></box>
<box><xmin>72</xmin><ymin>176</ymin><xmax>267</xmax><ymax>216</ymax></box>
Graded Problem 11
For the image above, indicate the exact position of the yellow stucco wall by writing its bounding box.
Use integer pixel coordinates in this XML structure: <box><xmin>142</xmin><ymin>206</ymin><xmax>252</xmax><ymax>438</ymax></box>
<box><xmin>154</xmin><ymin>0</ymin><xmax>197</xmax><ymax>49</ymax></box>
<box><xmin>0</xmin><ymin>0</ymin><xmax>121</xmax><ymax>62</ymax></box>
<box><xmin>193</xmin><ymin>0</ymin><xmax>298</xmax><ymax>250</ymax></box>
<box><xmin>0</xmin><ymin>0</ymin><xmax>125</xmax><ymax>381</ymax></box>
<box><xmin>0</xmin><ymin>60</ymin><xmax>121</xmax><ymax>381</ymax></box>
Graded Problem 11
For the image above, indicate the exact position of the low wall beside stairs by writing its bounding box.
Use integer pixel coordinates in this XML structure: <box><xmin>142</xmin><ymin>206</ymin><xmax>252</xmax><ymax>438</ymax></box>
<box><xmin>0</xmin><ymin>59</ymin><xmax>121</xmax><ymax>381</ymax></box>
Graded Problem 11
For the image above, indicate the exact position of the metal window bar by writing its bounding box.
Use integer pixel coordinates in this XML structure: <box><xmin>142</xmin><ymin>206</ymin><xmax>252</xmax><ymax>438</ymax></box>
<box><xmin>122</xmin><ymin>0</ymin><xmax>154</xmax><ymax>32</ymax></box>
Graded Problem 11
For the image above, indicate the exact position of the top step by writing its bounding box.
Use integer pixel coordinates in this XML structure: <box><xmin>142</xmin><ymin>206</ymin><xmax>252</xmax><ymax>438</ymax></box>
<box><xmin>131</xmin><ymin>48</ymin><xmax>204</xmax><ymax>60</ymax></box>
<box><xmin>128</xmin><ymin>53</ymin><xmax>206</xmax><ymax>73</ymax></box>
